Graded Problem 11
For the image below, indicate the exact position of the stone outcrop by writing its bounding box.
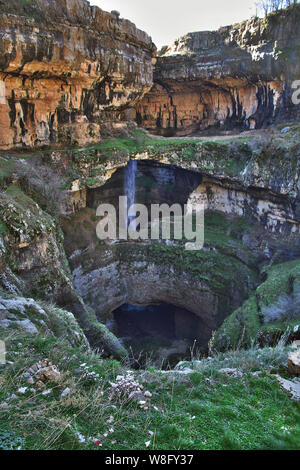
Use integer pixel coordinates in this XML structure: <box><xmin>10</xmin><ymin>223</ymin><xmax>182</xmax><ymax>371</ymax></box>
<box><xmin>0</xmin><ymin>295</ymin><xmax>89</xmax><ymax>348</ymax></box>
<box><xmin>59</xmin><ymin>155</ymin><xmax>300</xmax><ymax>348</ymax></box>
<box><xmin>54</xmin><ymin>131</ymin><xmax>300</xmax><ymax>353</ymax></box>
<box><xmin>2</xmin><ymin>2</ymin><xmax>300</xmax><ymax>147</ymax></box>
<box><xmin>0</xmin><ymin>0</ymin><xmax>155</xmax><ymax>148</ymax></box>
<box><xmin>275</xmin><ymin>375</ymin><xmax>300</xmax><ymax>401</ymax></box>
<box><xmin>288</xmin><ymin>342</ymin><xmax>300</xmax><ymax>375</ymax></box>
<box><xmin>136</xmin><ymin>5</ymin><xmax>300</xmax><ymax>135</ymax></box>
<box><xmin>213</xmin><ymin>259</ymin><xmax>300</xmax><ymax>351</ymax></box>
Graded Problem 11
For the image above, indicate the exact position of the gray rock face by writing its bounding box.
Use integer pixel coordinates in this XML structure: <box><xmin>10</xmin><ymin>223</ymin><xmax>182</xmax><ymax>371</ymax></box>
<box><xmin>288</xmin><ymin>342</ymin><xmax>300</xmax><ymax>375</ymax></box>
<box><xmin>275</xmin><ymin>375</ymin><xmax>300</xmax><ymax>401</ymax></box>
<box><xmin>0</xmin><ymin>295</ymin><xmax>89</xmax><ymax>347</ymax></box>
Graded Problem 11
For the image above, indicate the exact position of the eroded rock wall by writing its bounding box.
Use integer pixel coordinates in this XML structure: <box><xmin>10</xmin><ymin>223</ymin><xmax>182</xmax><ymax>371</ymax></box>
<box><xmin>188</xmin><ymin>178</ymin><xmax>299</xmax><ymax>235</ymax></box>
<box><xmin>0</xmin><ymin>0</ymin><xmax>155</xmax><ymax>148</ymax></box>
<box><xmin>136</xmin><ymin>6</ymin><xmax>300</xmax><ymax>135</ymax></box>
<box><xmin>60</xmin><ymin>158</ymin><xmax>300</xmax><ymax>349</ymax></box>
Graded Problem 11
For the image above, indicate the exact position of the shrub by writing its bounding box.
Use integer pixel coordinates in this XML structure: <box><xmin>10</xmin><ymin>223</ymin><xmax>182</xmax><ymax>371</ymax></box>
<box><xmin>0</xmin><ymin>430</ymin><xmax>25</xmax><ymax>450</ymax></box>
<box><xmin>15</xmin><ymin>160</ymin><xmax>67</xmax><ymax>215</ymax></box>
<box><xmin>262</xmin><ymin>285</ymin><xmax>300</xmax><ymax>323</ymax></box>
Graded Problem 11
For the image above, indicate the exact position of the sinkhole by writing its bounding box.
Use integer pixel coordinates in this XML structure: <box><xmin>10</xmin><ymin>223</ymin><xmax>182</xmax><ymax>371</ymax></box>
<box><xmin>111</xmin><ymin>303</ymin><xmax>207</xmax><ymax>367</ymax></box>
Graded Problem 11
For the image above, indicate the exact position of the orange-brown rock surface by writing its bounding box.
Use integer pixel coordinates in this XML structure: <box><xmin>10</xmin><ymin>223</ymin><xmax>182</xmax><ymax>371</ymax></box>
<box><xmin>0</xmin><ymin>0</ymin><xmax>155</xmax><ymax>148</ymax></box>
<box><xmin>136</xmin><ymin>6</ymin><xmax>300</xmax><ymax>136</ymax></box>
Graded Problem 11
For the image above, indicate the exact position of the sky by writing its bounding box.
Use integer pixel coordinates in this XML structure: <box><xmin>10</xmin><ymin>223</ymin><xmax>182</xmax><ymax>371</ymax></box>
<box><xmin>92</xmin><ymin>0</ymin><xmax>258</xmax><ymax>48</ymax></box>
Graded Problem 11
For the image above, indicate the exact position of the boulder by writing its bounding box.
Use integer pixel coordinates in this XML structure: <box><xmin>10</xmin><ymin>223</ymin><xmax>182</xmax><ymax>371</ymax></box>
<box><xmin>219</xmin><ymin>368</ymin><xmax>243</xmax><ymax>378</ymax></box>
<box><xmin>288</xmin><ymin>342</ymin><xmax>300</xmax><ymax>375</ymax></box>
<box><xmin>276</xmin><ymin>375</ymin><xmax>300</xmax><ymax>401</ymax></box>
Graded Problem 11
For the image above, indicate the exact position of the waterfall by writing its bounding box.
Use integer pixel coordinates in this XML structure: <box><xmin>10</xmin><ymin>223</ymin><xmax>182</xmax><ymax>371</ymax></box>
<box><xmin>123</xmin><ymin>160</ymin><xmax>137</xmax><ymax>230</ymax></box>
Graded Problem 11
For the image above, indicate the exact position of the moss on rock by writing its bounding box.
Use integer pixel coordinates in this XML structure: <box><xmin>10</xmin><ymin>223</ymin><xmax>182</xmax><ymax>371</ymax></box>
<box><xmin>213</xmin><ymin>259</ymin><xmax>300</xmax><ymax>351</ymax></box>
<box><xmin>0</xmin><ymin>294</ymin><xmax>89</xmax><ymax>348</ymax></box>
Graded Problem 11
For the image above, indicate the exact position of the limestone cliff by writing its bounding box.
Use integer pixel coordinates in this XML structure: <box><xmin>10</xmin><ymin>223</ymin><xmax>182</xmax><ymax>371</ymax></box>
<box><xmin>136</xmin><ymin>5</ymin><xmax>300</xmax><ymax>135</ymax></box>
<box><xmin>62</xmin><ymin>208</ymin><xmax>258</xmax><ymax>349</ymax></box>
<box><xmin>0</xmin><ymin>0</ymin><xmax>155</xmax><ymax>148</ymax></box>
<box><xmin>0</xmin><ymin>166</ymin><xmax>127</xmax><ymax>359</ymax></box>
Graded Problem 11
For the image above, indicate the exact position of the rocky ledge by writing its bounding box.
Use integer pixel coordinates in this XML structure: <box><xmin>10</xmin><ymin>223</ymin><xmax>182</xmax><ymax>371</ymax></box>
<box><xmin>47</xmin><ymin>125</ymin><xmax>300</xmax><ymax>236</ymax></box>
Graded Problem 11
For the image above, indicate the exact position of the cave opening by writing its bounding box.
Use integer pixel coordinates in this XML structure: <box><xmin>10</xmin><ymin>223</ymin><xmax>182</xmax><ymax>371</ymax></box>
<box><xmin>112</xmin><ymin>303</ymin><xmax>206</xmax><ymax>367</ymax></box>
<box><xmin>86</xmin><ymin>160</ymin><xmax>203</xmax><ymax>214</ymax></box>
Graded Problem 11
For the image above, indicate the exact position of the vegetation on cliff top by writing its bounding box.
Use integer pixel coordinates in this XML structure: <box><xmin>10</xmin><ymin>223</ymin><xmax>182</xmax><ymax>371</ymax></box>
<box><xmin>4</xmin><ymin>123</ymin><xmax>300</xmax><ymax>195</ymax></box>
<box><xmin>0</xmin><ymin>0</ymin><xmax>46</xmax><ymax>23</ymax></box>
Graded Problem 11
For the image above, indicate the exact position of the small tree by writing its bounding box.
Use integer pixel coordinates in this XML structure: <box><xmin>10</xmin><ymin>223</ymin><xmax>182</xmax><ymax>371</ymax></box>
<box><xmin>256</xmin><ymin>0</ymin><xmax>298</xmax><ymax>16</ymax></box>
<box><xmin>15</xmin><ymin>160</ymin><xmax>67</xmax><ymax>216</ymax></box>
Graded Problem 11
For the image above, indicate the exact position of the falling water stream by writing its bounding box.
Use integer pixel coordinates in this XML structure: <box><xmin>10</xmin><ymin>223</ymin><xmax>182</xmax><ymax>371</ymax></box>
<box><xmin>124</xmin><ymin>160</ymin><xmax>137</xmax><ymax>230</ymax></box>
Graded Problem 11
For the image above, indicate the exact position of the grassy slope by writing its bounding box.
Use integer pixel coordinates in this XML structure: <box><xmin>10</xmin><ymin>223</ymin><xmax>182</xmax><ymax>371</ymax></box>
<box><xmin>213</xmin><ymin>259</ymin><xmax>300</xmax><ymax>350</ymax></box>
<box><xmin>0</xmin><ymin>330</ymin><xmax>299</xmax><ymax>450</ymax></box>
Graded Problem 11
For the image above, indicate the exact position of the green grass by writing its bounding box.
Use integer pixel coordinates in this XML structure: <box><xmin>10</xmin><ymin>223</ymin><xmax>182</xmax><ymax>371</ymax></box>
<box><xmin>64</xmin><ymin>128</ymin><xmax>255</xmax><ymax>189</ymax></box>
<box><xmin>72</xmin><ymin>129</ymin><xmax>249</xmax><ymax>164</ymax></box>
<box><xmin>6</xmin><ymin>122</ymin><xmax>298</xmax><ymax>193</ymax></box>
<box><xmin>0</xmin><ymin>330</ymin><xmax>299</xmax><ymax>450</ymax></box>
<box><xmin>75</xmin><ymin>122</ymin><xmax>300</xmax><ymax>183</ymax></box>
<box><xmin>0</xmin><ymin>0</ymin><xmax>46</xmax><ymax>23</ymax></box>
<box><xmin>140</xmin><ymin>211</ymin><xmax>258</xmax><ymax>299</ymax></box>
<box><xmin>204</xmin><ymin>212</ymin><xmax>252</xmax><ymax>255</ymax></box>
<box><xmin>147</xmin><ymin>242</ymin><xmax>253</xmax><ymax>295</ymax></box>
<box><xmin>0</xmin><ymin>222</ymin><xmax>8</xmax><ymax>237</ymax></box>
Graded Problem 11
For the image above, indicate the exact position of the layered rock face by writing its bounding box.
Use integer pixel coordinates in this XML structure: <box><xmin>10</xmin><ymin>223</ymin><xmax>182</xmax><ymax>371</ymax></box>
<box><xmin>86</xmin><ymin>160</ymin><xmax>203</xmax><ymax>216</ymax></box>
<box><xmin>136</xmin><ymin>6</ymin><xmax>300</xmax><ymax>135</ymax></box>
<box><xmin>84</xmin><ymin>157</ymin><xmax>300</xmax><ymax>236</ymax></box>
<box><xmin>0</xmin><ymin>0</ymin><xmax>155</xmax><ymax>148</ymax></box>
